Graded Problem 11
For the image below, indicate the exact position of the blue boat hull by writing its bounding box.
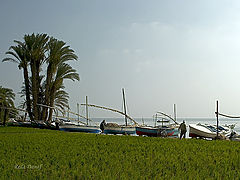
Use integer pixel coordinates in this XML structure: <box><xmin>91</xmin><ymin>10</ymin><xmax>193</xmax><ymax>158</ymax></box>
<box><xmin>136</xmin><ymin>126</ymin><xmax>178</xmax><ymax>137</ymax></box>
<box><xmin>59</xmin><ymin>125</ymin><xmax>101</xmax><ymax>133</ymax></box>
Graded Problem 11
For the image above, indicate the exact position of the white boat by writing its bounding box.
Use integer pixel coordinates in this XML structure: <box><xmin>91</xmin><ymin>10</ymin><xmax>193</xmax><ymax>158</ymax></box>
<box><xmin>103</xmin><ymin>123</ymin><xmax>136</xmax><ymax>135</ymax></box>
<box><xmin>59</xmin><ymin>123</ymin><xmax>101</xmax><ymax>133</ymax></box>
<box><xmin>103</xmin><ymin>126</ymin><xmax>136</xmax><ymax>135</ymax></box>
<box><xmin>189</xmin><ymin>123</ymin><xmax>232</xmax><ymax>139</ymax></box>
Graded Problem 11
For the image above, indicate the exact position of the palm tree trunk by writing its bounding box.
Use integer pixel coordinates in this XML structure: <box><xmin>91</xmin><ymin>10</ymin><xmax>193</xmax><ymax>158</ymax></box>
<box><xmin>48</xmin><ymin>104</ymin><xmax>54</xmax><ymax>123</ymax></box>
<box><xmin>23</xmin><ymin>67</ymin><xmax>34</xmax><ymax>122</ymax></box>
<box><xmin>42</xmin><ymin>65</ymin><xmax>52</xmax><ymax>122</ymax></box>
<box><xmin>24</xmin><ymin>112</ymin><xmax>27</xmax><ymax>121</ymax></box>
<box><xmin>47</xmin><ymin>86</ymin><xmax>56</xmax><ymax>122</ymax></box>
<box><xmin>36</xmin><ymin>63</ymin><xmax>42</xmax><ymax>120</ymax></box>
<box><xmin>0</xmin><ymin>107</ymin><xmax>2</xmax><ymax>124</ymax></box>
<box><xmin>30</xmin><ymin>60</ymin><xmax>39</xmax><ymax>121</ymax></box>
<box><xmin>3</xmin><ymin>109</ymin><xmax>8</xmax><ymax>126</ymax></box>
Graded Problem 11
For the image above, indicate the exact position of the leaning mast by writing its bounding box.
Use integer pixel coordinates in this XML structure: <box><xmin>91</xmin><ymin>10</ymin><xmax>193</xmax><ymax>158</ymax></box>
<box><xmin>122</xmin><ymin>88</ymin><xmax>127</xmax><ymax>126</ymax></box>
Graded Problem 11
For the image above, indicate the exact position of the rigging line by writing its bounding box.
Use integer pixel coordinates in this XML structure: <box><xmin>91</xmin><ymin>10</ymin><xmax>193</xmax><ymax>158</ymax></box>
<box><xmin>55</xmin><ymin>115</ymin><xmax>87</xmax><ymax>125</ymax></box>
<box><xmin>126</xmin><ymin>102</ymin><xmax>132</xmax><ymax>121</ymax></box>
<box><xmin>81</xmin><ymin>103</ymin><xmax>139</xmax><ymax>125</ymax></box>
<box><xmin>157</xmin><ymin>112</ymin><xmax>179</xmax><ymax>125</ymax></box>
<box><xmin>63</xmin><ymin>109</ymin><xmax>98</xmax><ymax>125</ymax></box>
<box><xmin>122</xmin><ymin>95</ymin><xmax>132</xmax><ymax>124</ymax></box>
<box><xmin>216</xmin><ymin>112</ymin><xmax>240</xmax><ymax>119</ymax></box>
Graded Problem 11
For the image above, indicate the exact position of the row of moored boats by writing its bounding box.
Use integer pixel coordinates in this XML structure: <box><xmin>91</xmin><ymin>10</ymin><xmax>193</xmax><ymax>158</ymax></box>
<box><xmin>58</xmin><ymin>120</ymin><xmax>237</xmax><ymax>140</ymax></box>
<box><xmin>58</xmin><ymin>121</ymin><xmax>179</xmax><ymax>137</ymax></box>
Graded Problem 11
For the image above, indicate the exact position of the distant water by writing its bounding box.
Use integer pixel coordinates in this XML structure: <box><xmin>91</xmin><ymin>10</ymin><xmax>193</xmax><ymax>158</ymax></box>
<box><xmin>71</xmin><ymin>117</ymin><xmax>240</xmax><ymax>135</ymax></box>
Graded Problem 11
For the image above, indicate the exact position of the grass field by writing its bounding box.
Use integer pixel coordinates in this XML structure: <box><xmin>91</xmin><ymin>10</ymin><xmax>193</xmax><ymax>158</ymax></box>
<box><xmin>0</xmin><ymin>127</ymin><xmax>240</xmax><ymax>179</ymax></box>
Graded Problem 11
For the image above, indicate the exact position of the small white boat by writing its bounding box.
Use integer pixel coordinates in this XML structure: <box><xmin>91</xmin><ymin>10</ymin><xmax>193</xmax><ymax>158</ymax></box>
<box><xmin>59</xmin><ymin>123</ymin><xmax>101</xmax><ymax>133</ymax></box>
<box><xmin>103</xmin><ymin>123</ymin><xmax>136</xmax><ymax>135</ymax></box>
<box><xmin>189</xmin><ymin>123</ymin><xmax>232</xmax><ymax>139</ymax></box>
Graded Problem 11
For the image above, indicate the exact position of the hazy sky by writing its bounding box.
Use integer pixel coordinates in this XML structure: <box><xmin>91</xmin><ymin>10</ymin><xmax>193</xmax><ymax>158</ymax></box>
<box><xmin>1</xmin><ymin>0</ymin><xmax>240</xmax><ymax>119</ymax></box>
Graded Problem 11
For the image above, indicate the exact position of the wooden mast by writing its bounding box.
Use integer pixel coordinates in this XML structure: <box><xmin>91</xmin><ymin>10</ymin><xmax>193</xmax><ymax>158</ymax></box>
<box><xmin>155</xmin><ymin>114</ymin><xmax>157</xmax><ymax>127</ymax></box>
<box><xmin>174</xmin><ymin>104</ymin><xmax>177</xmax><ymax>122</ymax></box>
<box><xmin>86</xmin><ymin>96</ymin><xmax>89</xmax><ymax>125</ymax></box>
<box><xmin>77</xmin><ymin>103</ymin><xmax>80</xmax><ymax>125</ymax></box>
<box><xmin>216</xmin><ymin>100</ymin><xmax>219</xmax><ymax>138</ymax></box>
<box><xmin>122</xmin><ymin>88</ymin><xmax>127</xmax><ymax>126</ymax></box>
<box><xmin>67</xmin><ymin>107</ymin><xmax>70</xmax><ymax>121</ymax></box>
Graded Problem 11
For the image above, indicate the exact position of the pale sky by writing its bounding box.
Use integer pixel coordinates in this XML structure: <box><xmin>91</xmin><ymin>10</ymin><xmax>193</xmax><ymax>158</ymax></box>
<box><xmin>1</xmin><ymin>0</ymin><xmax>240</xmax><ymax>118</ymax></box>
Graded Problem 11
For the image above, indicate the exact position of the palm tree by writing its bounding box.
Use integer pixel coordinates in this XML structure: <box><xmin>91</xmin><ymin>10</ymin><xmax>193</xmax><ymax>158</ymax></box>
<box><xmin>48</xmin><ymin>63</ymin><xmax>79</xmax><ymax>122</ymax></box>
<box><xmin>0</xmin><ymin>86</ymin><xmax>15</xmax><ymax>126</ymax></box>
<box><xmin>43</xmin><ymin>38</ymin><xmax>78</xmax><ymax>121</ymax></box>
<box><xmin>3</xmin><ymin>33</ymin><xmax>80</xmax><ymax>123</ymax></box>
<box><xmin>23</xmin><ymin>33</ymin><xmax>49</xmax><ymax>121</ymax></box>
<box><xmin>2</xmin><ymin>43</ymin><xmax>34</xmax><ymax>122</ymax></box>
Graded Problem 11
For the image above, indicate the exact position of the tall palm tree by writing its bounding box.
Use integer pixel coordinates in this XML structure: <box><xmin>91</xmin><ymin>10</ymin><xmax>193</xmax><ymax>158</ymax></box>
<box><xmin>0</xmin><ymin>86</ymin><xmax>15</xmax><ymax>126</ymax></box>
<box><xmin>23</xmin><ymin>33</ymin><xmax>49</xmax><ymax>121</ymax></box>
<box><xmin>3</xmin><ymin>33</ymin><xmax>80</xmax><ymax>123</ymax></box>
<box><xmin>48</xmin><ymin>63</ymin><xmax>79</xmax><ymax>122</ymax></box>
<box><xmin>43</xmin><ymin>38</ymin><xmax>78</xmax><ymax>121</ymax></box>
<box><xmin>2</xmin><ymin>43</ymin><xmax>34</xmax><ymax>122</ymax></box>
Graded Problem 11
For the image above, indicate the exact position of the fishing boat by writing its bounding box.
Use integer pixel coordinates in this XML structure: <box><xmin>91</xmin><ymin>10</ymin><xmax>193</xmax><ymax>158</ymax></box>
<box><xmin>58</xmin><ymin>96</ymin><xmax>101</xmax><ymax>134</ymax></box>
<box><xmin>103</xmin><ymin>89</ymin><xmax>138</xmax><ymax>135</ymax></box>
<box><xmin>81</xmin><ymin>88</ymin><xmax>138</xmax><ymax>135</ymax></box>
<box><xmin>189</xmin><ymin>123</ymin><xmax>232</xmax><ymax>139</ymax></box>
<box><xmin>136</xmin><ymin>112</ymin><xmax>179</xmax><ymax>137</ymax></box>
<box><xmin>103</xmin><ymin>123</ymin><xmax>136</xmax><ymax>135</ymax></box>
<box><xmin>136</xmin><ymin>125</ymin><xmax>178</xmax><ymax>137</ymax></box>
<box><xmin>59</xmin><ymin>122</ymin><xmax>101</xmax><ymax>133</ymax></box>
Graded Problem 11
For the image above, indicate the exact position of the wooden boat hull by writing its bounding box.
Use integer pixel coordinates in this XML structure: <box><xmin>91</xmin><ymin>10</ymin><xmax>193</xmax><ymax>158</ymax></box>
<box><xmin>59</xmin><ymin>124</ymin><xmax>101</xmax><ymax>133</ymax></box>
<box><xmin>103</xmin><ymin>126</ymin><xmax>136</xmax><ymax>135</ymax></box>
<box><xmin>189</xmin><ymin>124</ymin><xmax>217</xmax><ymax>139</ymax></box>
<box><xmin>136</xmin><ymin>126</ymin><xmax>178</xmax><ymax>137</ymax></box>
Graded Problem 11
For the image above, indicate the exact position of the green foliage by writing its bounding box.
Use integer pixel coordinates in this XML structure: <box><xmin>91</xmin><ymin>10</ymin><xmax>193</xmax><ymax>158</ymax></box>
<box><xmin>3</xmin><ymin>33</ymin><xmax>80</xmax><ymax>122</ymax></box>
<box><xmin>0</xmin><ymin>86</ymin><xmax>15</xmax><ymax>108</ymax></box>
<box><xmin>0</xmin><ymin>127</ymin><xmax>240</xmax><ymax>179</ymax></box>
<box><xmin>0</xmin><ymin>86</ymin><xmax>16</xmax><ymax>124</ymax></box>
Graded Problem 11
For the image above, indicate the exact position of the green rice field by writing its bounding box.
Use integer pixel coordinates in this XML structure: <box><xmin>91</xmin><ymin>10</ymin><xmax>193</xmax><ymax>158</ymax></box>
<box><xmin>0</xmin><ymin>127</ymin><xmax>240</xmax><ymax>179</ymax></box>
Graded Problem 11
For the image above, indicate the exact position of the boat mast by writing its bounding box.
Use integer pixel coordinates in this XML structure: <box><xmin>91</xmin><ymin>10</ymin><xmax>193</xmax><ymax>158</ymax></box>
<box><xmin>142</xmin><ymin>117</ymin><xmax>144</xmax><ymax>125</ymax></box>
<box><xmin>77</xmin><ymin>103</ymin><xmax>80</xmax><ymax>125</ymax></box>
<box><xmin>67</xmin><ymin>107</ymin><xmax>70</xmax><ymax>121</ymax></box>
<box><xmin>122</xmin><ymin>88</ymin><xmax>127</xmax><ymax>126</ymax></box>
<box><xmin>86</xmin><ymin>96</ymin><xmax>89</xmax><ymax>125</ymax></box>
<box><xmin>174</xmin><ymin>104</ymin><xmax>177</xmax><ymax>122</ymax></box>
<box><xmin>216</xmin><ymin>100</ymin><xmax>219</xmax><ymax>138</ymax></box>
<box><xmin>155</xmin><ymin>114</ymin><xmax>157</xmax><ymax>127</ymax></box>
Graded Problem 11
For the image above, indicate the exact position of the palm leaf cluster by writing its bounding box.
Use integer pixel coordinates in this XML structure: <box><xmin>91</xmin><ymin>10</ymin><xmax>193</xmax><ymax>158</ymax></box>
<box><xmin>0</xmin><ymin>86</ymin><xmax>15</xmax><ymax>125</ymax></box>
<box><xmin>3</xmin><ymin>33</ymin><xmax>80</xmax><ymax>123</ymax></box>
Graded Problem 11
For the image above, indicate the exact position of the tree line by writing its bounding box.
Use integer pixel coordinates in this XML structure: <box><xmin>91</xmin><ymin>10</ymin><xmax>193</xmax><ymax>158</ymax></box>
<box><xmin>2</xmin><ymin>33</ymin><xmax>79</xmax><ymax>124</ymax></box>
